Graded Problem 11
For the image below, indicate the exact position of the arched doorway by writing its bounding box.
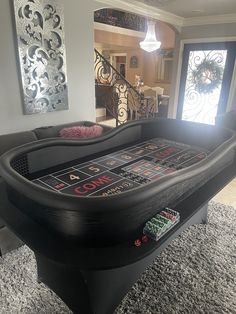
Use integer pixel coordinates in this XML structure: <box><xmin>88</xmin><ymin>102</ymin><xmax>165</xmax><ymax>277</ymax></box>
<box><xmin>94</xmin><ymin>8</ymin><xmax>177</xmax><ymax>125</ymax></box>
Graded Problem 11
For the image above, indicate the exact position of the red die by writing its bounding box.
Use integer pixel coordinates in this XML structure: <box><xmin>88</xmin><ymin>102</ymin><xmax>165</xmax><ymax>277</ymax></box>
<box><xmin>141</xmin><ymin>235</ymin><xmax>149</xmax><ymax>243</ymax></box>
<box><xmin>134</xmin><ymin>239</ymin><xmax>142</xmax><ymax>247</ymax></box>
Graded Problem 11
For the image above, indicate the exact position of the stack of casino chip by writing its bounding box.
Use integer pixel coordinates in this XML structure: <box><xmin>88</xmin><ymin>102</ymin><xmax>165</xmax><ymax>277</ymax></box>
<box><xmin>143</xmin><ymin>208</ymin><xmax>180</xmax><ymax>241</ymax></box>
<box><xmin>160</xmin><ymin>207</ymin><xmax>180</xmax><ymax>222</ymax></box>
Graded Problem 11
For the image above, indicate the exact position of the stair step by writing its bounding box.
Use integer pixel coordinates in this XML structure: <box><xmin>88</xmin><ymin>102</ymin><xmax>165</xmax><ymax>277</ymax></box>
<box><xmin>96</xmin><ymin>107</ymin><xmax>106</xmax><ymax>118</ymax></box>
<box><xmin>96</xmin><ymin>115</ymin><xmax>113</xmax><ymax>123</ymax></box>
<box><xmin>96</xmin><ymin>116</ymin><xmax>116</xmax><ymax>128</ymax></box>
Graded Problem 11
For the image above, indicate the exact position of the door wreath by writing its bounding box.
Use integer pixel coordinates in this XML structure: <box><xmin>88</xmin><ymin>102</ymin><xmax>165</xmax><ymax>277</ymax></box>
<box><xmin>192</xmin><ymin>59</ymin><xmax>223</xmax><ymax>94</ymax></box>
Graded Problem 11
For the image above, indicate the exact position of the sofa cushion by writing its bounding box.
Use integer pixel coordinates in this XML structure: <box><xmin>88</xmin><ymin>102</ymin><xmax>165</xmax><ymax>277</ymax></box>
<box><xmin>59</xmin><ymin>125</ymin><xmax>103</xmax><ymax>138</ymax></box>
<box><xmin>0</xmin><ymin>179</ymin><xmax>5</xmax><ymax>228</ymax></box>
<box><xmin>34</xmin><ymin>122</ymin><xmax>88</xmax><ymax>139</ymax></box>
<box><xmin>0</xmin><ymin>218</ymin><xmax>5</xmax><ymax>229</ymax></box>
<box><xmin>0</xmin><ymin>226</ymin><xmax>23</xmax><ymax>256</ymax></box>
<box><xmin>216</xmin><ymin>111</ymin><xmax>236</xmax><ymax>131</ymax></box>
<box><xmin>0</xmin><ymin>131</ymin><xmax>37</xmax><ymax>156</ymax></box>
<box><xmin>34</xmin><ymin>121</ymin><xmax>112</xmax><ymax>139</ymax></box>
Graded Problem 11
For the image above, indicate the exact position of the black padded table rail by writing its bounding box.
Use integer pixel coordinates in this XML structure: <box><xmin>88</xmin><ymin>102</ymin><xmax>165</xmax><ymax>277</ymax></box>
<box><xmin>1</xmin><ymin>118</ymin><xmax>236</xmax><ymax>314</ymax></box>
<box><xmin>0</xmin><ymin>118</ymin><xmax>236</xmax><ymax>245</ymax></box>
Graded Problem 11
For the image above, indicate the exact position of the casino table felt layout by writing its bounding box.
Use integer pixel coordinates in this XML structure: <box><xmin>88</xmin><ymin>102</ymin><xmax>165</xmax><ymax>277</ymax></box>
<box><xmin>32</xmin><ymin>138</ymin><xmax>208</xmax><ymax>197</ymax></box>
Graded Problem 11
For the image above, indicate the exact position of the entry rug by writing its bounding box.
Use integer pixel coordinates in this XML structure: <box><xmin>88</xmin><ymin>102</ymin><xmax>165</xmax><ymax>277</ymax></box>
<box><xmin>0</xmin><ymin>202</ymin><xmax>235</xmax><ymax>314</ymax></box>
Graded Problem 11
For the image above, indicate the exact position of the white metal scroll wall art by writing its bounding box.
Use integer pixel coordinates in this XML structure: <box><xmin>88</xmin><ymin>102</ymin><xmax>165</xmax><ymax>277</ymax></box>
<box><xmin>13</xmin><ymin>0</ymin><xmax>68</xmax><ymax>114</ymax></box>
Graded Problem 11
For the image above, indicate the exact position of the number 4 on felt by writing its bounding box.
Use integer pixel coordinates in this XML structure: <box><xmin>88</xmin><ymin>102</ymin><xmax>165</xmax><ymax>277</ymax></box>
<box><xmin>70</xmin><ymin>174</ymin><xmax>80</xmax><ymax>181</ymax></box>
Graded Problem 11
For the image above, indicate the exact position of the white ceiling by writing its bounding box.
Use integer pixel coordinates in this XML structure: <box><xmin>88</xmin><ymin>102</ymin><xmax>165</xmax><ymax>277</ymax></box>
<box><xmin>133</xmin><ymin>0</ymin><xmax>236</xmax><ymax>18</ymax></box>
<box><xmin>95</xmin><ymin>0</ymin><xmax>236</xmax><ymax>27</ymax></box>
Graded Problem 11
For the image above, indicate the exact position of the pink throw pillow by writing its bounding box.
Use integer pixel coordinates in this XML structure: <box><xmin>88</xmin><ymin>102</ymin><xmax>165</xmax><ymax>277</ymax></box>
<box><xmin>59</xmin><ymin>125</ymin><xmax>103</xmax><ymax>138</ymax></box>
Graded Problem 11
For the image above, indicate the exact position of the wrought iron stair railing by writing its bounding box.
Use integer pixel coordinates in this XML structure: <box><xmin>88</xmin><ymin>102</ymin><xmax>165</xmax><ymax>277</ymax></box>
<box><xmin>94</xmin><ymin>49</ymin><xmax>143</xmax><ymax>126</ymax></box>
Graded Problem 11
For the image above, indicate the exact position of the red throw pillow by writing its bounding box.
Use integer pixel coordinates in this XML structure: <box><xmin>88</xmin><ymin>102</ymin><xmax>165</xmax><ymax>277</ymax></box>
<box><xmin>59</xmin><ymin>125</ymin><xmax>103</xmax><ymax>138</ymax></box>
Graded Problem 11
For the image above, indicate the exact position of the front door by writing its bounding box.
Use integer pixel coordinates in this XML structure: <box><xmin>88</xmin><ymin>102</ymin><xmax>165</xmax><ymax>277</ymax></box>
<box><xmin>177</xmin><ymin>42</ymin><xmax>236</xmax><ymax>124</ymax></box>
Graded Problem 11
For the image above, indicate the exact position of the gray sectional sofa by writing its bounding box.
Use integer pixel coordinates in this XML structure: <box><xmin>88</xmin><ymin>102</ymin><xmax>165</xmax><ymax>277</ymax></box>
<box><xmin>215</xmin><ymin>111</ymin><xmax>236</xmax><ymax>131</ymax></box>
<box><xmin>0</xmin><ymin>120</ymin><xmax>112</xmax><ymax>256</ymax></box>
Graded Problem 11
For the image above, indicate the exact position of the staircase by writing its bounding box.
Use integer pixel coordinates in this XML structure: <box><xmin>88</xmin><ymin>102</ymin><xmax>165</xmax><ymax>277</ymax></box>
<box><xmin>94</xmin><ymin>49</ymin><xmax>142</xmax><ymax>127</ymax></box>
<box><xmin>96</xmin><ymin>106</ymin><xmax>117</xmax><ymax>127</ymax></box>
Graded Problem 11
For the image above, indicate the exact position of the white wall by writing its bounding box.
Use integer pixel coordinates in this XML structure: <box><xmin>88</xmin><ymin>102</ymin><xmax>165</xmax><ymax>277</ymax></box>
<box><xmin>0</xmin><ymin>0</ymin><xmax>95</xmax><ymax>135</ymax></box>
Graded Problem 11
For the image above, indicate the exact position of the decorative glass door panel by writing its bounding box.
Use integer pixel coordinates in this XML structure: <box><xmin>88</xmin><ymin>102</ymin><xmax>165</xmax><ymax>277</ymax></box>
<box><xmin>182</xmin><ymin>50</ymin><xmax>227</xmax><ymax>124</ymax></box>
<box><xmin>177</xmin><ymin>42</ymin><xmax>236</xmax><ymax>125</ymax></box>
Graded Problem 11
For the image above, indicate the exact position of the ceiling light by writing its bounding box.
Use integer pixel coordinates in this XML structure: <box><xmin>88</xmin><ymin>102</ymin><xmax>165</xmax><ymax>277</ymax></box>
<box><xmin>139</xmin><ymin>20</ymin><xmax>161</xmax><ymax>53</ymax></box>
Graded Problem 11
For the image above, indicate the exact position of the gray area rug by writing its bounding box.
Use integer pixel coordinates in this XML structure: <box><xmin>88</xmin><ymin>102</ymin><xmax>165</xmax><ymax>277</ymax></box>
<box><xmin>0</xmin><ymin>202</ymin><xmax>235</xmax><ymax>314</ymax></box>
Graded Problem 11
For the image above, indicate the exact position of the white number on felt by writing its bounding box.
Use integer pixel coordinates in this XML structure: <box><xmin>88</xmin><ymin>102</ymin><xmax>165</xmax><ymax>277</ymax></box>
<box><xmin>89</xmin><ymin>166</ymin><xmax>100</xmax><ymax>173</ymax></box>
<box><xmin>70</xmin><ymin>174</ymin><xmax>80</xmax><ymax>180</ymax></box>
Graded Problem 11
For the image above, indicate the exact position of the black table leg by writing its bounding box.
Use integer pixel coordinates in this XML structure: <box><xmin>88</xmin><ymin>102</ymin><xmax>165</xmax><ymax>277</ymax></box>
<box><xmin>35</xmin><ymin>253</ymin><xmax>93</xmax><ymax>313</ymax></box>
<box><xmin>34</xmin><ymin>203</ymin><xmax>209</xmax><ymax>314</ymax></box>
<box><xmin>201</xmin><ymin>203</ymin><xmax>208</xmax><ymax>224</ymax></box>
<box><xmin>35</xmin><ymin>252</ymin><xmax>152</xmax><ymax>314</ymax></box>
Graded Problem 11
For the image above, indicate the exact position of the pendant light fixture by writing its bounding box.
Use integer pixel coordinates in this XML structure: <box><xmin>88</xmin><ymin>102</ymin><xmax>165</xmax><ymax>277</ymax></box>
<box><xmin>140</xmin><ymin>20</ymin><xmax>161</xmax><ymax>52</ymax></box>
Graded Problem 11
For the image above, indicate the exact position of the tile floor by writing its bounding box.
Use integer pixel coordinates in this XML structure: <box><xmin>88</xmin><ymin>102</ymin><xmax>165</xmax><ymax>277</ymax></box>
<box><xmin>213</xmin><ymin>178</ymin><xmax>236</xmax><ymax>207</ymax></box>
